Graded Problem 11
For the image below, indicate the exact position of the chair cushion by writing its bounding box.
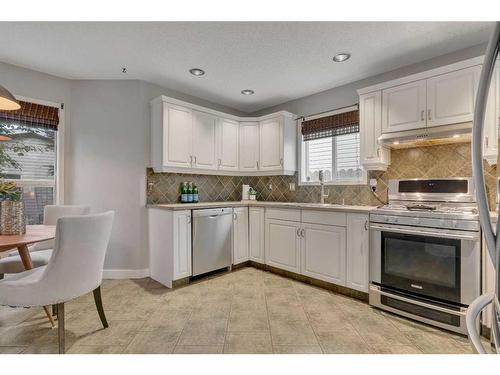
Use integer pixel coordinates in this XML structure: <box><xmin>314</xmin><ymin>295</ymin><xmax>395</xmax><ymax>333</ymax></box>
<box><xmin>0</xmin><ymin>266</ymin><xmax>47</xmax><ymax>307</ymax></box>
<box><xmin>0</xmin><ymin>249</ymin><xmax>52</xmax><ymax>274</ymax></box>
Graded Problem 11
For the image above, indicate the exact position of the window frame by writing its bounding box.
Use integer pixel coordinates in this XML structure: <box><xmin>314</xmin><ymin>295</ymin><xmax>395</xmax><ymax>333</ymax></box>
<box><xmin>297</xmin><ymin>115</ymin><xmax>367</xmax><ymax>187</ymax></box>
<box><xmin>3</xmin><ymin>94</ymin><xmax>65</xmax><ymax>205</ymax></box>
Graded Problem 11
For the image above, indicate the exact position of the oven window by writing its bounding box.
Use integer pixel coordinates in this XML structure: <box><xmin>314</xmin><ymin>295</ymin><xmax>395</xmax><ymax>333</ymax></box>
<box><xmin>381</xmin><ymin>232</ymin><xmax>461</xmax><ymax>303</ymax></box>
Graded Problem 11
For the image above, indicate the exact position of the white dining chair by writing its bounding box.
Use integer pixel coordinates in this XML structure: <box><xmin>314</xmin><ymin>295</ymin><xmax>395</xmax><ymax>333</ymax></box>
<box><xmin>0</xmin><ymin>211</ymin><xmax>114</xmax><ymax>354</ymax></box>
<box><xmin>0</xmin><ymin>205</ymin><xmax>90</xmax><ymax>279</ymax></box>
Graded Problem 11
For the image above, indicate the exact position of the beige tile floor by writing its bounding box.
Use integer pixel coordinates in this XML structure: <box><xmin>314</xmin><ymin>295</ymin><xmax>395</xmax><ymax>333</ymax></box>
<box><xmin>0</xmin><ymin>267</ymin><xmax>485</xmax><ymax>354</ymax></box>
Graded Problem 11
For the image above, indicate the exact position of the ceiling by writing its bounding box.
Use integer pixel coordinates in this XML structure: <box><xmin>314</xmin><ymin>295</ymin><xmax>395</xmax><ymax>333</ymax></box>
<box><xmin>0</xmin><ymin>22</ymin><xmax>493</xmax><ymax>113</ymax></box>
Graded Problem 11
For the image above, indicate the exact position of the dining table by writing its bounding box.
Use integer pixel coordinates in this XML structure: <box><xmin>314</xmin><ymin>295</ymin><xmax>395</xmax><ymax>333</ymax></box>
<box><xmin>0</xmin><ymin>224</ymin><xmax>56</xmax><ymax>326</ymax></box>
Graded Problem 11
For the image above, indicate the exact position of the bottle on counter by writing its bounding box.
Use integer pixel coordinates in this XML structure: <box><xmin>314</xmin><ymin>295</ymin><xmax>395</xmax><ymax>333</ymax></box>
<box><xmin>192</xmin><ymin>184</ymin><xmax>199</xmax><ymax>203</ymax></box>
<box><xmin>187</xmin><ymin>182</ymin><xmax>193</xmax><ymax>203</ymax></box>
<box><xmin>181</xmin><ymin>182</ymin><xmax>188</xmax><ymax>203</ymax></box>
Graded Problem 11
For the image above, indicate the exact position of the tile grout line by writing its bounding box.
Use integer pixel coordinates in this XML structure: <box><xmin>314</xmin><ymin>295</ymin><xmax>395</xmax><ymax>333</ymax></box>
<box><xmin>296</xmin><ymin>284</ymin><xmax>324</xmax><ymax>354</ymax></box>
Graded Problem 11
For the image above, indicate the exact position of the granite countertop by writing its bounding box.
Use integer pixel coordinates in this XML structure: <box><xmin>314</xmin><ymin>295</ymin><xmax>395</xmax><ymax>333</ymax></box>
<box><xmin>148</xmin><ymin>201</ymin><xmax>377</xmax><ymax>213</ymax></box>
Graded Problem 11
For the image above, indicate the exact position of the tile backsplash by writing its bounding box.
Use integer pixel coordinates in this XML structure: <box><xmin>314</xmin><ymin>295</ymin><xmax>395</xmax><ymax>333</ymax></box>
<box><xmin>147</xmin><ymin>142</ymin><xmax>498</xmax><ymax>208</ymax></box>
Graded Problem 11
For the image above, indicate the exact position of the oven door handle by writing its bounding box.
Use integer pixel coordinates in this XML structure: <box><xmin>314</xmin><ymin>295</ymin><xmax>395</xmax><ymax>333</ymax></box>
<box><xmin>369</xmin><ymin>224</ymin><xmax>479</xmax><ymax>241</ymax></box>
<box><xmin>370</xmin><ymin>285</ymin><xmax>466</xmax><ymax>317</ymax></box>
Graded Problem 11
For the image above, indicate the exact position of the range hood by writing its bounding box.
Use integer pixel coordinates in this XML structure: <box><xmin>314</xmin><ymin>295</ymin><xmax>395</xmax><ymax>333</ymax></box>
<box><xmin>378</xmin><ymin>122</ymin><xmax>472</xmax><ymax>148</ymax></box>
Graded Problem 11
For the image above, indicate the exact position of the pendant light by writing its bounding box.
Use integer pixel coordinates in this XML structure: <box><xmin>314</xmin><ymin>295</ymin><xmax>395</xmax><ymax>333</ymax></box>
<box><xmin>0</xmin><ymin>84</ymin><xmax>21</xmax><ymax>111</ymax></box>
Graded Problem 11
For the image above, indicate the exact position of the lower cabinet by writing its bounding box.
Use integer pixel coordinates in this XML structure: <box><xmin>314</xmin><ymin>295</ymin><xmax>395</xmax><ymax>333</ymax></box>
<box><xmin>172</xmin><ymin>210</ymin><xmax>192</xmax><ymax>280</ymax></box>
<box><xmin>149</xmin><ymin>208</ymin><xmax>192</xmax><ymax>288</ymax></box>
<box><xmin>301</xmin><ymin>223</ymin><xmax>346</xmax><ymax>285</ymax></box>
<box><xmin>249</xmin><ymin>207</ymin><xmax>265</xmax><ymax>263</ymax></box>
<box><xmin>346</xmin><ymin>213</ymin><xmax>370</xmax><ymax>292</ymax></box>
<box><xmin>233</xmin><ymin>207</ymin><xmax>249</xmax><ymax>264</ymax></box>
<box><xmin>265</xmin><ymin>218</ymin><xmax>301</xmax><ymax>273</ymax></box>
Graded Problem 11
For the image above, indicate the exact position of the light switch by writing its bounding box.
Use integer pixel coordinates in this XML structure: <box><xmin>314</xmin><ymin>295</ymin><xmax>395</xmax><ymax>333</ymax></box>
<box><xmin>289</xmin><ymin>183</ymin><xmax>296</xmax><ymax>191</ymax></box>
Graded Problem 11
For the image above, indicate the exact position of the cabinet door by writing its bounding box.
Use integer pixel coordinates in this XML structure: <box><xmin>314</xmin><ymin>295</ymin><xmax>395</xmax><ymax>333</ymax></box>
<box><xmin>173</xmin><ymin>210</ymin><xmax>192</xmax><ymax>280</ymax></box>
<box><xmin>426</xmin><ymin>66</ymin><xmax>480</xmax><ymax>128</ymax></box>
<box><xmin>233</xmin><ymin>207</ymin><xmax>249</xmax><ymax>264</ymax></box>
<box><xmin>164</xmin><ymin>104</ymin><xmax>193</xmax><ymax>168</ymax></box>
<box><xmin>265</xmin><ymin>218</ymin><xmax>300</xmax><ymax>273</ymax></box>
<box><xmin>192</xmin><ymin>110</ymin><xmax>218</xmax><ymax>170</ymax></box>
<box><xmin>346</xmin><ymin>213</ymin><xmax>369</xmax><ymax>292</ymax></box>
<box><xmin>219</xmin><ymin>118</ymin><xmax>239</xmax><ymax>171</ymax></box>
<box><xmin>301</xmin><ymin>223</ymin><xmax>346</xmax><ymax>286</ymax></box>
<box><xmin>239</xmin><ymin>122</ymin><xmax>260</xmax><ymax>171</ymax></box>
<box><xmin>249</xmin><ymin>207</ymin><xmax>265</xmax><ymax>263</ymax></box>
<box><xmin>259</xmin><ymin>117</ymin><xmax>283</xmax><ymax>171</ymax></box>
<box><xmin>382</xmin><ymin>80</ymin><xmax>426</xmax><ymax>133</ymax></box>
<box><xmin>483</xmin><ymin>64</ymin><xmax>498</xmax><ymax>165</ymax></box>
<box><xmin>359</xmin><ymin>91</ymin><xmax>390</xmax><ymax>170</ymax></box>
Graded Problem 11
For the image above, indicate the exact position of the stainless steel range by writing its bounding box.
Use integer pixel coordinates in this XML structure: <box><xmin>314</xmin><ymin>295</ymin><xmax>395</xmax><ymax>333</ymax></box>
<box><xmin>369</xmin><ymin>178</ymin><xmax>481</xmax><ymax>334</ymax></box>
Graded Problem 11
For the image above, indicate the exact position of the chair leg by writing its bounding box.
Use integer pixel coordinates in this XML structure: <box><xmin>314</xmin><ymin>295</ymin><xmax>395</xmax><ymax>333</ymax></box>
<box><xmin>0</xmin><ymin>273</ymin><xmax>3</xmax><ymax>280</ymax></box>
<box><xmin>93</xmin><ymin>286</ymin><xmax>108</xmax><ymax>328</ymax></box>
<box><xmin>57</xmin><ymin>303</ymin><xmax>65</xmax><ymax>354</ymax></box>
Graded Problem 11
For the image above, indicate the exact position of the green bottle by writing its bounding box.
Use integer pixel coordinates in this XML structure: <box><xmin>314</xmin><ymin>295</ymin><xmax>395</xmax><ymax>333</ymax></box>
<box><xmin>181</xmin><ymin>182</ymin><xmax>188</xmax><ymax>203</ymax></box>
<box><xmin>192</xmin><ymin>184</ymin><xmax>199</xmax><ymax>203</ymax></box>
<box><xmin>187</xmin><ymin>182</ymin><xmax>193</xmax><ymax>203</ymax></box>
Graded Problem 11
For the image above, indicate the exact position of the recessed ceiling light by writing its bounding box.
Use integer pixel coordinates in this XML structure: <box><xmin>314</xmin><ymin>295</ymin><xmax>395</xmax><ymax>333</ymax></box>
<box><xmin>453</xmin><ymin>134</ymin><xmax>460</xmax><ymax>138</ymax></box>
<box><xmin>332</xmin><ymin>53</ymin><xmax>351</xmax><ymax>62</ymax></box>
<box><xmin>393</xmin><ymin>141</ymin><xmax>400</xmax><ymax>145</ymax></box>
<box><xmin>189</xmin><ymin>68</ymin><xmax>205</xmax><ymax>76</ymax></box>
<box><xmin>241</xmin><ymin>89</ymin><xmax>254</xmax><ymax>95</ymax></box>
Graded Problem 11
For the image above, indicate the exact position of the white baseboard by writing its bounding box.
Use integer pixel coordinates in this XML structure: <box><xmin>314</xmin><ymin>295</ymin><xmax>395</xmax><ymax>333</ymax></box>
<box><xmin>103</xmin><ymin>268</ymin><xmax>150</xmax><ymax>279</ymax></box>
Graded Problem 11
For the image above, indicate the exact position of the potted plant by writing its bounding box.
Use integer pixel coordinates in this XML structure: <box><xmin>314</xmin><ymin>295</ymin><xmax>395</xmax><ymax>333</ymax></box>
<box><xmin>0</xmin><ymin>180</ymin><xmax>25</xmax><ymax>235</ymax></box>
<box><xmin>248</xmin><ymin>187</ymin><xmax>257</xmax><ymax>201</ymax></box>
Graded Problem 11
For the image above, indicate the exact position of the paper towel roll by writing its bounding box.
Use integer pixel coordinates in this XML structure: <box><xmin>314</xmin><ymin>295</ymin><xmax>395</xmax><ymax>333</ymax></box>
<box><xmin>242</xmin><ymin>185</ymin><xmax>250</xmax><ymax>201</ymax></box>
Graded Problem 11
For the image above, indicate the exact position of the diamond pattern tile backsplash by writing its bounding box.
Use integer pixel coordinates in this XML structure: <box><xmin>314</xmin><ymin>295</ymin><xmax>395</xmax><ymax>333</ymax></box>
<box><xmin>147</xmin><ymin>142</ymin><xmax>498</xmax><ymax>208</ymax></box>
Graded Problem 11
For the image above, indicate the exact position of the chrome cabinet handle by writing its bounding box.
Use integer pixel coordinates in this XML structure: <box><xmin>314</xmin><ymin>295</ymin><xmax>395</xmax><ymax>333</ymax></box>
<box><xmin>189</xmin><ymin>155</ymin><xmax>193</xmax><ymax>165</ymax></box>
<box><xmin>233</xmin><ymin>212</ymin><xmax>237</xmax><ymax>220</ymax></box>
<box><xmin>364</xmin><ymin>220</ymin><xmax>368</xmax><ymax>231</ymax></box>
<box><xmin>218</xmin><ymin>158</ymin><xmax>221</xmax><ymax>167</ymax></box>
<box><xmin>376</xmin><ymin>148</ymin><xmax>380</xmax><ymax>157</ymax></box>
<box><xmin>256</xmin><ymin>161</ymin><xmax>259</xmax><ymax>169</ymax></box>
<box><xmin>485</xmin><ymin>137</ymin><xmax>489</xmax><ymax>148</ymax></box>
<box><xmin>300</xmin><ymin>228</ymin><xmax>305</xmax><ymax>238</ymax></box>
<box><xmin>280</xmin><ymin>158</ymin><xmax>283</xmax><ymax>166</ymax></box>
<box><xmin>187</xmin><ymin>215</ymin><xmax>191</xmax><ymax>224</ymax></box>
<box><xmin>427</xmin><ymin>109</ymin><xmax>431</xmax><ymax>121</ymax></box>
<box><xmin>420</xmin><ymin>110</ymin><xmax>425</xmax><ymax>121</ymax></box>
<box><xmin>194</xmin><ymin>156</ymin><xmax>197</xmax><ymax>165</ymax></box>
<box><xmin>296</xmin><ymin>228</ymin><xmax>301</xmax><ymax>237</ymax></box>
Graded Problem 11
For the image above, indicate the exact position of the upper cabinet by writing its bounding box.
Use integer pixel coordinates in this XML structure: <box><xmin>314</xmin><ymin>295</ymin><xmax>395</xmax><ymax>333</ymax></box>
<box><xmin>150</xmin><ymin>96</ymin><xmax>297</xmax><ymax>175</ymax></box>
<box><xmin>239</xmin><ymin>122</ymin><xmax>260</xmax><ymax>172</ymax></box>
<box><xmin>426</xmin><ymin>66</ymin><xmax>480</xmax><ymax>128</ymax></box>
<box><xmin>358</xmin><ymin>56</ymin><xmax>499</xmax><ymax>168</ymax></box>
<box><xmin>218</xmin><ymin>118</ymin><xmax>239</xmax><ymax>171</ymax></box>
<box><xmin>359</xmin><ymin>91</ymin><xmax>391</xmax><ymax>171</ymax></box>
<box><xmin>382</xmin><ymin>80</ymin><xmax>427</xmax><ymax>133</ymax></box>
<box><xmin>192</xmin><ymin>110</ymin><xmax>218</xmax><ymax>170</ymax></box>
<box><xmin>259</xmin><ymin>117</ymin><xmax>283</xmax><ymax>171</ymax></box>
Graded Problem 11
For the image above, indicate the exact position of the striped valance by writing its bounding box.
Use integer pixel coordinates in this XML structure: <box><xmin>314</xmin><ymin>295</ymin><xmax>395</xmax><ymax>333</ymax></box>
<box><xmin>301</xmin><ymin>110</ymin><xmax>359</xmax><ymax>141</ymax></box>
<box><xmin>0</xmin><ymin>100</ymin><xmax>60</xmax><ymax>130</ymax></box>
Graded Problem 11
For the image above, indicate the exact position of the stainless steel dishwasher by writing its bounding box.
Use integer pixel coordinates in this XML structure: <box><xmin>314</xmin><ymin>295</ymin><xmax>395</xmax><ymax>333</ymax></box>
<box><xmin>192</xmin><ymin>208</ymin><xmax>233</xmax><ymax>276</ymax></box>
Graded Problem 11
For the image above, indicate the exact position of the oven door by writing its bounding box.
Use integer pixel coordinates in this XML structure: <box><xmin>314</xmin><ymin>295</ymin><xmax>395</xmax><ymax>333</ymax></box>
<box><xmin>370</xmin><ymin>223</ymin><xmax>480</xmax><ymax>306</ymax></box>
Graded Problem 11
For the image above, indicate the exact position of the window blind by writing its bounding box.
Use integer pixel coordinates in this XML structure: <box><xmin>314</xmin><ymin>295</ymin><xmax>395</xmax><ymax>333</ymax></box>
<box><xmin>301</xmin><ymin>109</ymin><xmax>359</xmax><ymax>141</ymax></box>
<box><xmin>0</xmin><ymin>100</ymin><xmax>59</xmax><ymax>130</ymax></box>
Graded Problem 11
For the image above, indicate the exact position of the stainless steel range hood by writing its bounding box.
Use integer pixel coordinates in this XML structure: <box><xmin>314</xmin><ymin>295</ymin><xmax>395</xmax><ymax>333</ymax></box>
<box><xmin>378</xmin><ymin>122</ymin><xmax>473</xmax><ymax>147</ymax></box>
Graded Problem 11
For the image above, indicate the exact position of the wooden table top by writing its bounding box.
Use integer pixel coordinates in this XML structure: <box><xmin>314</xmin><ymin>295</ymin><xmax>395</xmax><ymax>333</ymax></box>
<box><xmin>0</xmin><ymin>225</ymin><xmax>56</xmax><ymax>252</ymax></box>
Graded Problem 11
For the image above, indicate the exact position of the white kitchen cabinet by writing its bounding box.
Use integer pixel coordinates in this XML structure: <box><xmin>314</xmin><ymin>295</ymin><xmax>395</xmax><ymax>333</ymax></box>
<box><xmin>359</xmin><ymin>90</ymin><xmax>391</xmax><ymax>171</ymax></box>
<box><xmin>159</xmin><ymin>103</ymin><xmax>193</xmax><ymax>168</ymax></box>
<box><xmin>265</xmin><ymin>218</ymin><xmax>301</xmax><ymax>273</ymax></box>
<box><xmin>426</xmin><ymin>66</ymin><xmax>480</xmax><ymax>128</ymax></box>
<box><xmin>192</xmin><ymin>110</ymin><xmax>218</xmax><ymax>170</ymax></box>
<box><xmin>346</xmin><ymin>213</ymin><xmax>369</xmax><ymax>292</ymax></box>
<box><xmin>218</xmin><ymin>118</ymin><xmax>239</xmax><ymax>172</ymax></box>
<box><xmin>233</xmin><ymin>207</ymin><xmax>249</xmax><ymax>265</ymax></box>
<box><xmin>239</xmin><ymin>122</ymin><xmax>260</xmax><ymax>172</ymax></box>
<box><xmin>484</xmin><ymin>63</ymin><xmax>499</xmax><ymax>165</ymax></box>
<box><xmin>149</xmin><ymin>208</ymin><xmax>192</xmax><ymax>288</ymax></box>
<box><xmin>259</xmin><ymin>117</ymin><xmax>283</xmax><ymax>171</ymax></box>
<box><xmin>173</xmin><ymin>210</ymin><xmax>192</xmax><ymax>280</ymax></box>
<box><xmin>249</xmin><ymin>207</ymin><xmax>265</xmax><ymax>263</ymax></box>
<box><xmin>151</xmin><ymin>96</ymin><xmax>296</xmax><ymax>175</ymax></box>
<box><xmin>382</xmin><ymin>80</ymin><xmax>427</xmax><ymax>133</ymax></box>
<box><xmin>300</xmin><ymin>223</ymin><xmax>346</xmax><ymax>285</ymax></box>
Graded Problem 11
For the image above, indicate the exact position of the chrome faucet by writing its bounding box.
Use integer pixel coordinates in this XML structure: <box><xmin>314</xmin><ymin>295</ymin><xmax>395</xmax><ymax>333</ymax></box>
<box><xmin>318</xmin><ymin>170</ymin><xmax>329</xmax><ymax>204</ymax></box>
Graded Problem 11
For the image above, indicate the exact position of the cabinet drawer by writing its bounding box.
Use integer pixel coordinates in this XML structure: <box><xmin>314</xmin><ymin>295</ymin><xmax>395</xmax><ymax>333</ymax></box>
<box><xmin>301</xmin><ymin>210</ymin><xmax>346</xmax><ymax>227</ymax></box>
<box><xmin>265</xmin><ymin>208</ymin><xmax>301</xmax><ymax>222</ymax></box>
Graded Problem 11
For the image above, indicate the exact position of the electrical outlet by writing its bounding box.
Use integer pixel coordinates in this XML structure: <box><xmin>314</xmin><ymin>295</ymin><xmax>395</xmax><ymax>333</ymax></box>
<box><xmin>289</xmin><ymin>182</ymin><xmax>296</xmax><ymax>191</ymax></box>
<box><xmin>268</xmin><ymin>183</ymin><xmax>273</xmax><ymax>190</ymax></box>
